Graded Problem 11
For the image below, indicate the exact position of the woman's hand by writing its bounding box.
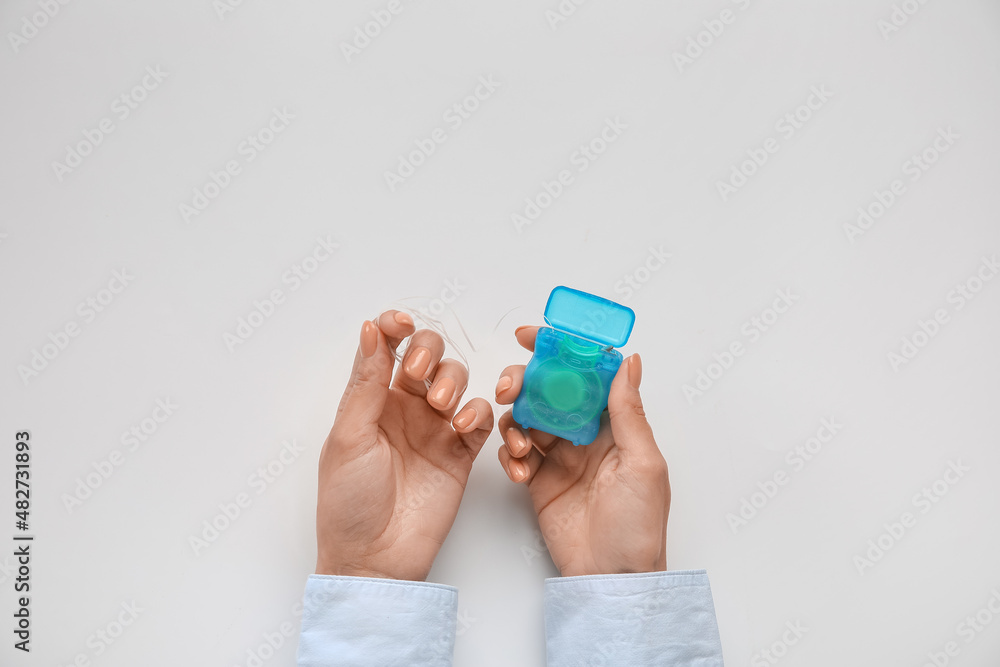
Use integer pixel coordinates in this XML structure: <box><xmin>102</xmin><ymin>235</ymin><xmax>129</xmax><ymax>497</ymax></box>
<box><xmin>315</xmin><ymin>311</ymin><xmax>493</xmax><ymax>581</ymax></box>
<box><xmin>495</xmin><ymin>326</ymin><xmax>670</xmax><ymax>577</ymax></box>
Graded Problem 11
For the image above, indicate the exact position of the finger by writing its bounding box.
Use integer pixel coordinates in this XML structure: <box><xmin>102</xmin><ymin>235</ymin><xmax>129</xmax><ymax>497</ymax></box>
<box><xmin>498</xmin><ymin>410</ymin><xmax>560</xmax><ymax>456</ymax></box>
<box><xmin>606</xmin><ymin>354</ymin><xmax>662</xmax><ymax>465</ymax></box>
<box><xmin>329</xmin><ymin>315</ymin><xmax>411</xmax><ymax>451</ymax></box>
<box><xmin>497</xmin><ymin>442</ymin><xmax>544</xmax><ymax>484</ymax></box>
<box><xmin>393</xmin><ymin>328</ymin><xmax>446</xmax><ymax>397</ymax></box>
<box><xmin>375</xmin><ymin>310</ymin><xmax>417</xmax><ymax>350</ymax></box>
<box><xmin>494</xmin><ymin>365</ymin><xmax>524</xmax><ymax>405</ymax></box>
<box><xmin>452</xmin><ymin>397</ymin><xmax>494</xmax><ymax>459</ymax></box>
<box><xmin>503</xmin><ymin>424</ymin><xmax>532</xmax><ymax>459</ymax></box>
<box><xmin>426</xmin><ymin>358</ymin><xmax>469</xmax><ymax>417</ymax></box>
<box><xmin>514</xmin><ymin>325</ymin><xmax>540</xmax><ymax>352</ymax></box>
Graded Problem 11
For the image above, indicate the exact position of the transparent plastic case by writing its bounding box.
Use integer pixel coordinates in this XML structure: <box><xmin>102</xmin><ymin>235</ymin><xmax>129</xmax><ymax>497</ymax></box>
<box><xmin>512</xmin><ymin>287</ymin><xmax>635</xmax><ymax>446</ymax></box>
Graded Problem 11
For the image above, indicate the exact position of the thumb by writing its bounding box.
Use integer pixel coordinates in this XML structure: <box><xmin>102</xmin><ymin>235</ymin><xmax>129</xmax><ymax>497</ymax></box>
<box><xmin>607</xmin><ymin>354</ymin><xmax>659</xmax><ymax>462</ymax></box>
<box><xmin>329</xmin><ymin>319</ymin><xmax>395</xmax><ymax>451</ymax></box>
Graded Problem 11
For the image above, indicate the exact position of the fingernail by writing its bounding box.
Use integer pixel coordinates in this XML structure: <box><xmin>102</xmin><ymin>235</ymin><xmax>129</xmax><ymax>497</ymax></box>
<box><xmin>430</xmin><ymin>377</ymin><xmax>456</xmax><ymax>408</ymax></box>
<box><xmin>404</xmin><ymin>346</ymin><xmax>431</xmax><ymax>378</ymax></box>
<box><xmin>506</xmin><ymin>427</ymin><xmax>524</xmax><ymax>455</ymax></box>
<box><xmin>514</xmin><ymin>326</ymin><xmax>534</xmax><ymax>343</ymax></box>
<box><xmin>360</xmin><ymin>321</ymin><xmax>378</xmax><ymax>358</ymax></box>
<box><xmin>454</xmin><ymin>407</ymin><xmax>477</xmax><ymax>430</ymax></box>
<box><xmin>394</xmin><ymin>311</ymin><xmax>413</xmax><ymax>327</ymax></box>
<box><xmin>495</xmin><ymin>375</ymin><xmax>512</xmax><ymax>396</ymax></box>
<box><xmin>511</xmin><ymin>461</ymin><xmax>526</xmax><ymax>481</ymax></box>
<box><xmin>628</xmin><ymin>353</ymin><xmax>642</xmax><ymax>389</ymax></box>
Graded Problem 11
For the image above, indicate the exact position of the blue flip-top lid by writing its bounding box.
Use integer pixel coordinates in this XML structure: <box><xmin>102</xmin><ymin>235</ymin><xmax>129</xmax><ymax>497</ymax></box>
<box><xmin>543</xmin><ymin>286</ymin><xmax>635</xmax><ymax>348</ymax></box>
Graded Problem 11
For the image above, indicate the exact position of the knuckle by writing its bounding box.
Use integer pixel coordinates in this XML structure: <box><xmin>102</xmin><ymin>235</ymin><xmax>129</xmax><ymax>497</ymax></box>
<box><xmin>639</xmin><ymin>454</ymin><xmax>668</xmax><ymax>479</ymax></box>
<box><xmin>608</xmin><ymin>399</ymin><xmax>644</xmax><ymax>422</ymax></box>
<box><xmin>355</xmin><ymin>359</ymin><xmax>383</xmax><ymax>383</ymax></box>
<box><xmin>418</xmin><ymin>329</ymin><xmax>444</xmax><ymax>348</ymax></box>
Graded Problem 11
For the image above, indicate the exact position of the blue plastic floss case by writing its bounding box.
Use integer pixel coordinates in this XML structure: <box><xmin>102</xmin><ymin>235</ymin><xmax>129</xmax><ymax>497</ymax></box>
<box><xmin>512</xmin><ymin>286</ymin><xmax>635</xmax><ymax>446</ymax></box>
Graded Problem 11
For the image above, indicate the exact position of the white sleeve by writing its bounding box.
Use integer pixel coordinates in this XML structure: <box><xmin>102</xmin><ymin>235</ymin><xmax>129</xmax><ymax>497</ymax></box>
<box><xmin>544</xmin><ymin>569</ymin><xmax>725</xmax><ymax>666</ymax></box>
<box><xmin>296</xmin><ymin>574</ymin><xmax>457</xmax><ymax>667</ymax></box>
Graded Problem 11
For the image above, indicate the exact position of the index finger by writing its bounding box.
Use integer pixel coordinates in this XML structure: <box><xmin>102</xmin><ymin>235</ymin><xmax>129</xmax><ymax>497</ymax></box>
<box><xmin>375</xmin><ymin>309</ymin><xmax>416</xmax><ymax>351</ymax></box>
<box><xmin>327</xmin><ymin>310</ymin><xmax>416</xmax><ymax>453</ymax></box>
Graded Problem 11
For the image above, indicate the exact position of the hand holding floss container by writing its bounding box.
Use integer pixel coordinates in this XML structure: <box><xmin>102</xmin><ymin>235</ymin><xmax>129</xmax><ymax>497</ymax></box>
<box><xmin>512</xmin><ymin>286</ymin><xmax>635</xmax><ymax>446</ymax></box>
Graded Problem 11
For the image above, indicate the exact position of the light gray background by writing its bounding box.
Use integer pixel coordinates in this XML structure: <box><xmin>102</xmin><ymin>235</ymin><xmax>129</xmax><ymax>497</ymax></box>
<box><xmin>2</xmin><ymin>1</ymin><xmax>999</xmax><ymax>665</ymax></box>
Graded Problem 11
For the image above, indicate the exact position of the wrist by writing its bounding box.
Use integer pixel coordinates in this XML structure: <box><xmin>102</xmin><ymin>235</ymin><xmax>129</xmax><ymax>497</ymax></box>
<box><xmin>316</xmin><ymin>553</ymin><xmax>399</xmax><ymax>579</ymax></box>
<box><xmin>559</xmin><ymin>551</ymin><xmax>667</xmax><ymax>577</ymax></box>
<box><xmin>317</xmin><ymin>544</ymin><xmax>436</xmax><ymax>581</ymax></box>
<box><xmin>560</xmin><ymin>565</ymin><xmax>665</xmax><ymax>577</ymax></box>
<box><xmin>315</xmin><ymin>562</ymin><xmax>398</xmax><ymax>579</ymax></box>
